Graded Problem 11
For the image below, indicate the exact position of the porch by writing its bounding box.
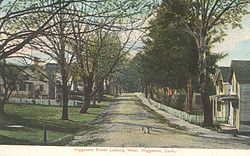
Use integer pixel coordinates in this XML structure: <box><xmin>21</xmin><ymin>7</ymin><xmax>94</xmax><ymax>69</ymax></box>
<box><xmin>219</xmin><ymin>123</ymin><xmax>238</xmax><ymax>134</ymax></box>
<box><xmin>210</xmin><ymin>95</ymin><xmax>239</xmax><ymax>127</ymax></box>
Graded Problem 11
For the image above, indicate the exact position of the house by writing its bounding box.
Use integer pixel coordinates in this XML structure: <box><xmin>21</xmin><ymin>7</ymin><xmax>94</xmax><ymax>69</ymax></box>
<box><xmin>210</xmin><ymin>61</ymin><xmax>250</xmax><ymax>132</ymax></box>
<box><xmin>9</xmin><ymin>65</ymin><xmax>49</xmax><ymax>99</ymax></box>
<box><xmin>45</xmin><ymin>63</ymin><xmax>61</xmax><ymax>99</ymax></box>
<box><xmin>0</xmin><ymin>60</ymin><xmax>46</xmax><ymax>99</ymax></box>
<box><xmin>210</xmin><ymin>67</ymin><xmax>231</xmax><ymax>124</ymax></box>
<box><xmin>227</xmin><ymin>60</ymin><xmax>250</xmax><ymax>132</ymax></box>
<box><xmin>0</xmin><ymin>61</ymin><xmax>82</xmax><ymax>101</ymax></box>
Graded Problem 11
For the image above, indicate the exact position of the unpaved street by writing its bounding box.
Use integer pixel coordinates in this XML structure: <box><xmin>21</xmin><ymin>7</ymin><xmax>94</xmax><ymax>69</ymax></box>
<box><xmin>69</xmin><ymin>94</ymin><xmax>250</xmax><ymax>148</ymax></box>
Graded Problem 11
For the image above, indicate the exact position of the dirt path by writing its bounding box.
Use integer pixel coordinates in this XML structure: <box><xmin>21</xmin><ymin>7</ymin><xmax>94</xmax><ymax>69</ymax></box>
<box><xmin>68</xmin><ymin>94</ymin><xmax>250</xmax><ymax>148</ymax></box>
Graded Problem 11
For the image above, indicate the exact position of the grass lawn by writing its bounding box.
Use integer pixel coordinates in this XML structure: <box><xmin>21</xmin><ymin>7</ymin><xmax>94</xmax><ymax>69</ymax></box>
<box><xmin>0</xmin><ymin>98</ymin><xmax>113</xmax><ymax>146</ymax></box>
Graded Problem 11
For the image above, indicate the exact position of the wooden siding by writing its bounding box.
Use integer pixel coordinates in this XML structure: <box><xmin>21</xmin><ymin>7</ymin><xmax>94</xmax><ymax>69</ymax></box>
<box><xmin>239</xmin><ymin>84</ymin><xmax>250</xmax><ymax>131</ymax></box>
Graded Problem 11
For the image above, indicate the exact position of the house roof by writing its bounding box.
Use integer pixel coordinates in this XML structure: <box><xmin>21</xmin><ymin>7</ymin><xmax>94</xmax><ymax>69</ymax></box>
<box><xmin>214</xmin><ymin>66</ymin><xmax>230</xmax><ymax>83</ymax></box>
<box><xmin>219</xmin><ymin>67</ymin><xmax>230</xmax><ymax>82</ymax></box>
<box><xmin>229</xmin><ymin>60</ymin><xmax>250</xmax><ymax>84</ymax></box>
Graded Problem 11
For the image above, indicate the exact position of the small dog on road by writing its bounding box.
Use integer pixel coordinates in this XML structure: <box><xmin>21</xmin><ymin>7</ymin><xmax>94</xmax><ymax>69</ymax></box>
<box><xmin>142</xmin><ymin>126</ymin><xmax>151</xmax><ymax>134</ymax></box>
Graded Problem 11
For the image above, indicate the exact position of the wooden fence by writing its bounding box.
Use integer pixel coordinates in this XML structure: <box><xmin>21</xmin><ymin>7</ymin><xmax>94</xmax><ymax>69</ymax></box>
<box><xmin>139</xmin><ymin>96</ymin><xmax>204</xmax><ymax>125</ymax></box>
<box><xmin>8</xmin><ymin>98</ymin><xmax>83</xmax><ymax>107</ymax></box>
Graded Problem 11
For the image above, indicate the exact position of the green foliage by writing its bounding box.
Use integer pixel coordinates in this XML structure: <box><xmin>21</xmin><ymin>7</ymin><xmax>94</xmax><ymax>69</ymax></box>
<box><xmin>0</xmin><ymin>61</ymin><xmax>20</xmax><ymax>99</ymax></box>
<box><xmin>111</xmin><ymin>55</ymin><xmax>142</xmax><ymax>93</ymax></box>
<box><xmin>172</xmin><ymin>94</ymin><xmax>186</xmax><ymax>111</ymax></box>
<box><xmin>132</xmin><ymin>2</ymin><xmax>199</xmax><ymax>90</ymax></box>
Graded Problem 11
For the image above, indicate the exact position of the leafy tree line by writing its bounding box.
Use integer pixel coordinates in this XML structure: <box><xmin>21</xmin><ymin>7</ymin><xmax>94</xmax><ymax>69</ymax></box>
<box><xmin>165</xmin><ymin>0</ymin><xmax>249</xmax><ymax>126</ymax></box>
<box><xmin>117</xmin><ymin>0</ymin><xmax>247</xmax><ymax>127</ymax></box>
<box><xmin>0</xmin><ymin>0</ymin><xmax>156</xmax><ymax>119</ymax></box>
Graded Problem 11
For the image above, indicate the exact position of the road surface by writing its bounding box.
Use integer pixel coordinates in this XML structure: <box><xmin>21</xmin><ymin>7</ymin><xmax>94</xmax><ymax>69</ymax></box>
<box><xmin>68</xmin><ymin>94</ymin><xmax>250</xmax><ymax>148</ymax></box>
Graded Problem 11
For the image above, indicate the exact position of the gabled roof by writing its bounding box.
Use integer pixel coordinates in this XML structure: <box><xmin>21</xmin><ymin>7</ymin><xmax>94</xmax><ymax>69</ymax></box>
<box><xmin>214</xmin><ymin>66</ymin><xmax>230</xmax><ymax>83</ymax></box>
<box><xmin>219</xmin><ymin>67</ymin><xmax>230</xmax><ymax>82</ymax></box>
<box><xmin>229</xmin><ymin>60</ymin><xmax>250</xmax><ymax>84</ymax></box>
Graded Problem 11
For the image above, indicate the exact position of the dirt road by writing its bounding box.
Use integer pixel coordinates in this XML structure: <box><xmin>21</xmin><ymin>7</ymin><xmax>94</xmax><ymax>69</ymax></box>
<box><xmin>68</xmin><ymin>94</ymin><xmax>250</xmax><ymax>148</ymax></box>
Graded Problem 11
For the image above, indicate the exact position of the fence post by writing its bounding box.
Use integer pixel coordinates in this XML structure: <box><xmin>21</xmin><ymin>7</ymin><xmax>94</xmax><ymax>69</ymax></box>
<box><xmin>43</xmin><ymin>125</ymin><xmax>47</xmax><ymax>145</ymax></box>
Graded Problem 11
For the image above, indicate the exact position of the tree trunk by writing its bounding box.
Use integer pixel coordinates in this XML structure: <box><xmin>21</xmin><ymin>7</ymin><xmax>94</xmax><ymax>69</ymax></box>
<box><xmin>115</xmin><ymin>84</ymin><xmax>118</xmax><ymax>95</ymax></box>
<box><xmin>186</xmin><ymin>76</ymin><xmax>193</xmax><ymax>113</ymax></box>
<box><xmin>61</xmin><ymin>82</ymin><xmax>69</xmax><ymax>120</ymax></box>
<box><xmin>97</xmin><ymin>79</ymin><xmax>104</xmax><ymax>103</ymax></box>
<box><xmin>0</xmin><ymin>99</ymin><xmax>5</xmax><ymax>117</ymax></box>
<box><xmin>119</xmin><ymin>84</ymin><xmax>122</xmax><ymax>95</ymax></box>
<box><xmin>202</xmin><ymin>91</ymin><xmax>212</xmax><ymax>126</ymax></box>
<box><xmin>144</xmin><ymin>82</ymin><xmax>149</xmax><ymax>98</ymax></box>
<box><xmin>141</xmin><ymin>83</ymin><xmax>144</xmax><ymax>94</ymax></box>
<box><xmin>106</xmin><ymin>78</ymin><xmax>111</xmax><ymax>94</ymax></box>
<box><xmin>197</xmin><ymin>38</ymin><xmax>213</xmax><ymax>126</ymax></box>
<box><xmin>81</xmin><ymin>91</ymin><xmax>91</xmax><ymax>113</ymax></box>
<box><xmin>93</xmin><ymin>85</ymin><xmax>97</xmax><ymax>106</ymax></box>
<box><xmin>93</xmin><ymin>94</ymin><xmax>96</xmax><ymax>106</ymax></box>
<box><xmin>163</xmin><ymin>87</ymin><xmax>167</xmax><ymax>98</ymax></box>
<box><xmin>80</xmin><ymin>77</ymin><xmax>93</xmax><ymax>114</ymax></box>
<box><xmin>149</xmin><ymin>84</ymin><xmax>154</xmax><ymax>100</ymax></box>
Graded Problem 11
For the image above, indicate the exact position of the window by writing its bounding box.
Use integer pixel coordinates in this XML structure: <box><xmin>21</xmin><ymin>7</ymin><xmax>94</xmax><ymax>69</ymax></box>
<box><xmin>40</xmin><ymin>85</ymin><xmax>44</xmax><ymax>91</ymax></box>
<box><xmin>217</xmin><ymin>101</ymin><xmax>222</xmax><ymax>112</ymax></box>
<box><xmin>28</xmin><ymin>84</ymin><xmax>34</xmax><ymax>92</ymax></box>
<box><xmin>22</xmin><ymin>75</ymin><xmax>29</xmax><ymax>80</ymax></box>
<box><xmin>39</xmin><ymin>75</ymin><xmax>45</xmax><ymax>81</ymax></box>
<box><xmin>19</xmin><ymin>81</ymin><xmax>26</xmax><ymax>91</ymax></box>
<box><xmin>219</xmin><ymin>80</ymin><xmax>223</xmax><ymax>93</ymax></box>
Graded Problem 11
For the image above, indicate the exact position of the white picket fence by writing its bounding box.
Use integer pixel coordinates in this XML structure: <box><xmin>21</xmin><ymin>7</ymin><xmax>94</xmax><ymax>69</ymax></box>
<box><xmin>8</xmin><ymin>98</ymin><xmax>83</xmax><ymax>107</ymax></box>
<box><xmin>145</xmin><ymin>98</ymin><xmax>204</xmax><ymax>125</ymax></box>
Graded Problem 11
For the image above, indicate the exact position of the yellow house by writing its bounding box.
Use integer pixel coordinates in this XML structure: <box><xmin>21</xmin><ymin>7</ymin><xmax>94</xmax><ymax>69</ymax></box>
<box><xmin>227</xmin><ymin>60</ymin><xmax>250</xmax><ymax>132</ymax></box>
<box><xmin>210</xmin><ymin>60</ymin><xmax>250</xmax><ymax>133</ymax></box>
<box><xmin>210</xmin><ymin>67</ymin><xmax>231</xmax><ymax>124</ymax></box>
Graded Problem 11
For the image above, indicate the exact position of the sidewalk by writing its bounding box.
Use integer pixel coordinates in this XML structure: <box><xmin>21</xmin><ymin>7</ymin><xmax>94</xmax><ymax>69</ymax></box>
<box><xmin>136</xmin><ymin>94</ymin><xmax>249</xmax><ymax>140</ymax></box>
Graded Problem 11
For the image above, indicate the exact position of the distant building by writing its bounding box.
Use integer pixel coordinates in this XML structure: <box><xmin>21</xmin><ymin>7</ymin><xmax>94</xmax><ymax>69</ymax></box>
<box><xmin>8</xmin><ymin>65</ymin><xmax>49</xmax><ymax>99</ymax></box>
<box><xmin>0</xmin><ymin>62</ymin><xmax>81</xmax><ymax>100</ymax></box>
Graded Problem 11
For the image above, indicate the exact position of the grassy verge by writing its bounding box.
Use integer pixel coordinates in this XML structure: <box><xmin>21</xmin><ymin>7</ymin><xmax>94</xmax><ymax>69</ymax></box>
<box><xmin>0</xmin><ymin>98</ymin><xmax>113</xmax><ymax>146</ymax></box>
<box><xmin>136</xmin><ymin>99</ymin><xmax>187</xmax><ymax>131</ymax></box>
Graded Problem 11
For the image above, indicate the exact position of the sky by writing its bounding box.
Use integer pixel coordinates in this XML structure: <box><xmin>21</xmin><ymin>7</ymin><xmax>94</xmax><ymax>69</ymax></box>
<box><xmin>130</xmin><ymin>5</ymin><xmax>250</xmax><ymax>67</ymax></box>
<box><xmin>212</xmin><ymin>14</ymin><xmax>250</xmax><ymax>66</ymax></box>
<box><xmin>3</xmin><ymin>0</ymin><xmax>250</xmax><ymax>67</ymax></box>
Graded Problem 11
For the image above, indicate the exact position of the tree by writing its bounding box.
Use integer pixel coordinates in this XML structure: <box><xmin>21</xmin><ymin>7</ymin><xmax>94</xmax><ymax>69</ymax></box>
<box><xmin>130</xmin><ymin>51</ymin><xmax>152</xmax><ymax>98</ymax></box>
<box><xmin>130</xmin><ymin>0</ymin><xmax>229</xmax><ymax>114</ymax></box>
<box><xmin>0</xmin><ymin>0</ymin><xmax>73</xmax><ymax>117</ymax></box>
<box><xmin>137</xmin><ymin>4</ymin><xmax>198</xmax><ymax>101</ymax></box>
<box><xmin>111</xmin><ymin>56</ymin><xmax>141</xmax><ymax>93</ymax></box>
<box><xmin>71</xmin><ymin>29</ymin><xmax>125</xmax><ymax>113</ymax></box>
<box><xmin>0</xmin><ymin>61</ymin><xmax>20</xmax><ymax>116</ymax></box>
<box><xmin>69</xmin><ymin>0</ymin><xmax>155</xmax><ymax>113</ymax></box>
<box><xmin>164</xmin><ymin>0</ymin><xmax>249</xmax><ymax>126</ymax></box>
<box><xmin>28</xmin><ymin>0</ymin><xmax>83</xmax><ymax>120</ymax></box>
<box><xmin>0</xmin><ymin>0</ymin><xmax>71</xmax><ymax>61</ymax></box>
